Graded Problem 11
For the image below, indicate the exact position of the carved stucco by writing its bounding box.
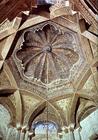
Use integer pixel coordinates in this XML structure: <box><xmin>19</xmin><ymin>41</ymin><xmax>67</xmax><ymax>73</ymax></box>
<box><xmin>0</xmin><ymin>70</ymin><xmax>11</xmax><ymax>87</ymax></box>
<box><xmin>83</xmin><ymin>74</ymin><xmax>97</xmax><ymax>90</ymax></box>
<box><xmin>21</xmin><ymin>93</ymin><xmax>40</xmax><ymax>125</ymax></box>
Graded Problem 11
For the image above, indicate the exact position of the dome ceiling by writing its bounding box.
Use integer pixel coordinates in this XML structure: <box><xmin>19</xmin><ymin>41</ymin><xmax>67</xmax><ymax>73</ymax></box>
<box><xmin>11</xmin><ymin>21</ymin><xmax>86</xmax><ymax>88</ymax></box>
<box><xmin>15</xmin><ymin>24</ymin><xmax>79</xmax><ymax>84</ymax></box>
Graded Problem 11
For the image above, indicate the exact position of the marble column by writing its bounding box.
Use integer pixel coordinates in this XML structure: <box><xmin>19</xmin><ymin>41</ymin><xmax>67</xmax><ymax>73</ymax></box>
<box><xmin>20</xmin><ymin>126</ymin><xmax>27</xmax><ymax>140</ymax></box>
<box><xmin>16</xmin><ymin>124</ymin><xmax>21</xmax><ymax>140</ymax></box>
<box><xmin>24</xmin><ymin>128</ymin><xmax>29</xmax><ymax>140</ymax></box>
<box><xmin>6</xmin><ymin>127</ymin><xmax>13</xmax><ymax>140</ymax></box>
<box><xmin>68</xmin><ymin>130</ymin><xmax>75</xmax><ymax>140</ymax></box>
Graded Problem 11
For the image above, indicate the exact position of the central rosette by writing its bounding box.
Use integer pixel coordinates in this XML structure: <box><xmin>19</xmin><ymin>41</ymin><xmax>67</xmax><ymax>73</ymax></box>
<box><xmin>16</xmin><ymin>24</ymin><xmax>79</xmax><ymax>84</ymax></box>
<box><xmin>42</xmin><ymin>44</ymin><xmax>52</xmax><ymax>53</ymax></box>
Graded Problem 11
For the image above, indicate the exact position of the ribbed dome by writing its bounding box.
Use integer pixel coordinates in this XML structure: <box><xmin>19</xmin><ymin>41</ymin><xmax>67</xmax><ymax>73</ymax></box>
<box><xmin>16</xmin><ymin>24</ymin><xmax>79</xmax><ymax>84</ymax></box>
